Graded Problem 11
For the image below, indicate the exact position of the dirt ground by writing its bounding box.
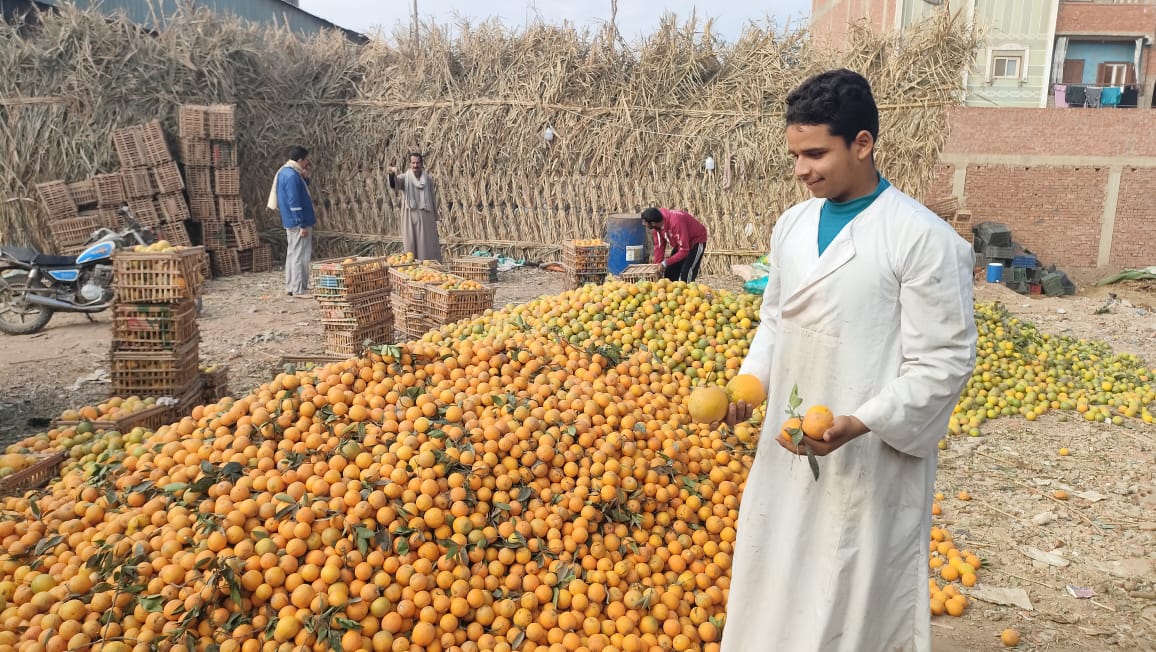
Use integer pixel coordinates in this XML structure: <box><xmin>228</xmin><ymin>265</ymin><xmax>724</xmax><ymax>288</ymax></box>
<box><xmin>1</xmin><ymin>266</ymin><xmax>1154</xmax><ymax>651</ymax></box>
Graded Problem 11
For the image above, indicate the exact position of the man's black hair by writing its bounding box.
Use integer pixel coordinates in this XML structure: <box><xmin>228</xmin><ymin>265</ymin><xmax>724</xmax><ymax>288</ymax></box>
<box><xmin>287</xmin><ymin>145</ymin><xmax>309</xmax><ymax>161</ymax></box>
<box><xmin>641</xmin><ymin>207</ymin><xmax>663</xmax><ymax>223</ymax></box>
<box><xmin>785</xmin><ymin>69</ymin><xmax>879</xmax><ymax>146</ymax></box>
<box><xmin>408</xmin><ymin>152</ymin><xmax>424</xmax><ymax>162</ymax></box>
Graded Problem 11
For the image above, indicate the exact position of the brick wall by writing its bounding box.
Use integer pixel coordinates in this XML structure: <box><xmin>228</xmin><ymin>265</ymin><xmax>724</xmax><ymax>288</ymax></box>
<box><xmin>963</xmin><ymin>165</ymin><xmax>1106</xmax><ymax>267</ymax></box>
<box><xmin>1111</xmin><ymin>167</ymin><xmax>1156</xmax><ymax>267</ymax></box>
<box><xmin>936</xmin><ymin>107</ymin><xmax>1156</xmax><ymax>270</ymax></box>
<box><xmin>944</xmin><ymin>107</ymin><xmax>1156</xmax><ymax>158</ymax></box>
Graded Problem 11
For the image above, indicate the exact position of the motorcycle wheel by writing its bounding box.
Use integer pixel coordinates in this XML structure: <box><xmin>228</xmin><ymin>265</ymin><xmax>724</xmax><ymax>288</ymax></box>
<box><xmin>0</xmin><ymin>271</ymin><xmax>54</xmax><ymax>335</ymax></box>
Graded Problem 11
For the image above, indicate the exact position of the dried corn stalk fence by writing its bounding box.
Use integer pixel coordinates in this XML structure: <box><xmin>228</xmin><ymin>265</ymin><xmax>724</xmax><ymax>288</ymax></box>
<box><xmin>0</xmin><ymin>6</ymin><xmax>980</xmax><ymax>273</ymax></box>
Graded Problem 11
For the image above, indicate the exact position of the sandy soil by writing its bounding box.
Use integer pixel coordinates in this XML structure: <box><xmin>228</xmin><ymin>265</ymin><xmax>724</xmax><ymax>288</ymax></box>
<box><xmin>1</xmin><ymin>267</ymin><xmax>1154</xmax><ymax>651</ymax></box>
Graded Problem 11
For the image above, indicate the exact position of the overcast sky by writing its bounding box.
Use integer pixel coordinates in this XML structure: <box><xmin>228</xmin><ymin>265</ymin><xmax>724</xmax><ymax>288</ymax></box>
<box><xmin>298</xmin><ymin>0</ymin><xmax>812</xmax><ymax>43</ymax></box>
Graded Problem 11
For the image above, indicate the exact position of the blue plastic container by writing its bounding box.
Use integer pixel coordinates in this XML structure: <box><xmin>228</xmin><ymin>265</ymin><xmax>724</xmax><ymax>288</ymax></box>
<box><xmin>606</xmin><ymin>213</ymin><xmax>647</xmax><ymax>275</ymax></box>
<box><xmin>986</xmin><ymin>262</ymin><xmax>1004</xmax><ymax>283</ymax></box>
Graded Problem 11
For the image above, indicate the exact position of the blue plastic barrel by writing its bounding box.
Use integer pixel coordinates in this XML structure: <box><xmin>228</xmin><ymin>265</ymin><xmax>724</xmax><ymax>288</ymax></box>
<box><xmin>986</xmin><ymin>262</ymin><xmax>1004</xmax><ymax>283</ymax></box>
<box><xmin>606</xmin><ymin>213</ymin><xmax>648</xmax><ymax>275</ymax></box>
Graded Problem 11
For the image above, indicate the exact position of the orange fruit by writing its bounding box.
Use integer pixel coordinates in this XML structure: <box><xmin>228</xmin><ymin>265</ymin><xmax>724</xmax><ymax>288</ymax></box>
<box><xmin>687</xmin><ymin>386</ymin><xmax>729</xmax><ymax>424</ymax></box>
<box><xmin>801</xmin><ymin>405</ymin><xmax>834</xmax><ymax>440</ymax></box>
<box><xmin>1000</xmin><ymin>628</ymin><xmax>1020</xmax><ymax>647</ymax></box>
<box><xmin>725</xmin><ymin>374</ymin><xmax>766</xmax><ymax>406</ymax></box>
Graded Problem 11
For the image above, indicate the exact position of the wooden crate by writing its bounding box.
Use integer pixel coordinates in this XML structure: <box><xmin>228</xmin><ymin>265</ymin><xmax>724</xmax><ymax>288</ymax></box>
<box><xmin>110</xmin><ymin>341</ymin><xmax>200</xmax><ymax>397</ymax></box>
<box><xmin>319</xmin><ymin>290</ymin><xmax>393</xmax><ymax>328</ymax></box>
<box><xmin>218</xmin><ymin>197</ymin><xmax>244</xmax><ymax>221</ymax></box>
<box><xmin>51</xmin><ymin>402</ymin><xmax>173</xmax><ymax>433</ymax></box>
<box><xmin>423</xmin><ymin>284</ymin><xmax>495</xmax><ymax>323</ymax></box>
<box><xmin>178</xmin><ymin>138</ymin><xmax>211</xmax><ymax>166</ymax></box>
<box><xmin>112</xmin><ymin>247</ymin><xmax>206</xmax><ymax>303</ymax></box>
<box><xmin>225</xmin><ymin>220</ymin><xmax>259</xmax><ymax>250</ymax></box>
<box><xmin>36</xmin><ymin>181</ymin><xmax>78</xmax><ymax>220</ymax></box>
<box><xmin>564</xmin><ymin>270</ymin><xmax>606</xmax><ymax>291</ymax></box>
<box><xmin>122</xmin><ymin>168</ymin><xmax>155</xmax><ymax>199</ymax></box>
<box><xmin>312</xmin><ymin>257</ymin><xmax>391</xmax><ymax>299</ymax></box>
<box><xmin>153</xmin><ymin>161</ymin><xmax>185</xmax><ymax>194</ymax></box>
<box><xmin>188</xmin><ymin>197</ymin><xmax>217</xmax><ymax>222</ymax></box>
<box><xmin>562</xmin><ymin>240</ymin><xmax>609</xmax><ymax>274</ymax></box>
<box><xmin>67</xmin><ymin>179</ymin><xmax>99</xmax><ymax>207</ymax></box>
<box><xmin>619</xmin><ymin>264</ymin><xmax>664</xmax><ymax>282</ymax></box>
<box><xmin>112</xmin><ymin>126</ymin><xmax>149</xmax><ymax>168</ymax></box>
<box><xmin>178</xmin><ymin>106</ymin><xmax>207</xmax><ymax>139</ymax></box>
<box><xmin>158</xmin><ymin>222</ymin><xmax>193</xmax><ymax>248</ymax></box>
<box><xmin>200</xmin><ymin>219</ymin><xmax>227</xmax><ymax>250</ymax></box>
<box><xmin>206</xmin><ymin>105</ymin><xmax>236</xmax><ymax>140</ymax></box>
<box><xmin>48</xmin><ymin>215</ymin><xmax>102</xmax><ymax>249</ymax></box>
<box><xmin>324</xmin><ymin>320</ymin><xmax>394</xmax><ymax>356</ymax></box>
<box><xmin>157</xmin><ymin>193</ymin><xmax>191</xmax><ymax>223</ymax></box>
<box><xmin>0</xmin><ymin>452</ymin><xmax>68</xmax><ymax>498</ymax></box>
<box><xmin>199</xmin><ymin>365</ymin><xmax>229</xmax><ymax>404</ymax></box>
<box><xmin>94</xmin><ymin>173</ymin><xmax>126</xmax><ymax>207</ymax></box>
<box><xmin>449</xmin><ymin>256</ymin><xmax>499</xmax><ymax>283</ymax></box>
<box><xmin>185</xmin><ymin>166</ymin><xmax>213</xmax><ymax>199</ymax></box>
<box><xmin>251</xmin><ymin>244</ymin><xmax>273</xmax><ymax>273</ymax></box>
<box><xmin>213</xmin><ymin>167</ymin><xmax>241</xmax><ymax>196</ymax></box>
<box><xmin>127</xmin><ymin>198</ymin><xmax>160</xmax><ymax>227</ymax></box>
<box><xmin>141</xmin><ymin>120</ymin><xmax>172</xmax><ymax>166</ymax></box>
<box><xmin>209</xmin><ymin>248</ymin><xmax>241</xmax><ymax>277</ymax></box>
<box><xmin>113</xmin><ymin>300</ymin><xmax>199</xmax><ymax>350</ymax></box>
<box><xmin>211</xmin><ymin>141</ymin><xmax>237</xmax><ymax>167</ymax></box>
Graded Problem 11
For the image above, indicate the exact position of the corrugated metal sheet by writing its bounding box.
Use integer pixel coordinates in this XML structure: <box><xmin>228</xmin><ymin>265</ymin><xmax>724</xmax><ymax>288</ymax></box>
<box><xmin>30</xmin><ymin>0</ymin><xmax>363</xmax><ymax>40</ymax></box>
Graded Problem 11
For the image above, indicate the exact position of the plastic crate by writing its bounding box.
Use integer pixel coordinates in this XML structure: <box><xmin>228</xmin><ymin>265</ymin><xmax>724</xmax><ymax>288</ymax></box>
<box><xmin>1012</xmin><ymin>254</ymin><xmax>1038</xmax><ymax>269</ymax></box>
<box><xmin>113</xmin><ymin>247</ymin><xmax>206</xmax><ymax>302</ymax></box>
<box><xmin>141</xmin><ymin>120</ymin><xmax>172</xmax><ymax>166</ymax></box>
<box><xmin>974</xmin><ymin>222</ymin><xmax>1012</xmax><ymax>247</ymax></box>
<box><xmin>185</xmin><ymin>167</ymin><xmax>214</xmax><ymax>199</ymax></box>
<box><xmin>123</xmin><ymin>168</ymin><xmax>155</xmax><ymax>199</ymax></box>
<box><xmin>206</xmin><ymin>105</ymin><xmax>236</xmax><ymax>140</ymax></box>
<box><xmin>620</xmin><ymin>264</ymin><xmax>664</xmax><ymax>282</ymax></box>
<box><xmin>94</xmin><ymin>173</ymin><xmax>126</xmax><ymax>207</ymax></box>
<box><xmin>0</xmin><ymin>451</ymin><xmax>68</xmax><ymax>498</ymax></box>
<box><xmin>209</xmin><ymin>248</ymin><xmax>241</xmax><ymax>277</ymax></box>
<box><xmin>67</xmin><ymin>179</ymin><xmax>99</xmax><ymax>207</ymax></box>
<box><xmin>312</xmin><ymin>257</ymin><xmax>392</xmax><ymax>299</ymax></box>
<box><xmin>324</xmin><ymin>320</ymin><xmax>394</xmax><ymax>356</ymax></box>
<box><xmin>213</xmin><ymin>167</ymin><xmax>241</xmax><ymax>196</ymax></box>
<box><xmin>218</xmin><ymin>197</ymin><xmax>244</xmax><ymax>221</ymax></box>
<box><xmin>319</xmin><ymin>290</ymin><xmax>394</xmax><ymax>327</ymax></box>
<box><xmin>1041</xmin><ymin>272</ymin><xmax>1065</xmax><ymax>297</ymax></box>
<box><xmin>49</xmin><ymin>214</ymin><xmax>102</xmax><ymax>247</ymax></box>
<box><xmin>110</xmin><ymin>339</ymin><xmax>200</xmax><ymax>397</ymax></box>
<box><xmin>449</xmin><ymin>257</ymin><xmax>499</xmax><ymax>283</ymax></box>
<box><xmin>36</xmin><ymin>181</ymin><xmax>78</xmax><ymax>220</ymax></box>
<box><xmin>981</xmin><ymin>245</ymin><xmax>1016</xmax><ymax>260</ymax></box>
<box><xmin>153</xmin><ymin>161</ymin><xmax>185</xmax><ymax>194</ymax></box>
<box><xmin>178</xmin><ymin>106</ymin><xmax>208</xmax><ymax>139</ymax></box>
<box><xmin>112</xmin><ymin>126</ymin><xmax>149</xmax><ymax>168</ymax></box>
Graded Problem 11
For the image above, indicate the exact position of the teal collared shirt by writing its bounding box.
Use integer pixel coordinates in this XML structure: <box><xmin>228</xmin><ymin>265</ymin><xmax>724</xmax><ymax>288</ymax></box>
<box><xmin>817</xmin><ymin>176</ymin><xmax>891</xmax><ymax>256</ymax></box>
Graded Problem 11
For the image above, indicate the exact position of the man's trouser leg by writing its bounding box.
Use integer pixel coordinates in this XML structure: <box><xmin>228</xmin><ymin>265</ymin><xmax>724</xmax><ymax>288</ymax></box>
<box><xmin>285</xmin><ymin>228</ymin><xmax>307</xmax><ymax>294</ymax></box>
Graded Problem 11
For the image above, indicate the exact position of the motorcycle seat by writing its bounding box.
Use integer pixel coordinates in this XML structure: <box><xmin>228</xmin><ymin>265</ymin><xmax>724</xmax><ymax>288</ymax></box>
<box><xmin>2</xmin><ymin>246</ymin><xmax>79</xmax><ymax>268</ymax></box>
<box><xmin>35</xmin><ymin>254</ymin><xmax>79</xmax><ymax>268</ymax></box>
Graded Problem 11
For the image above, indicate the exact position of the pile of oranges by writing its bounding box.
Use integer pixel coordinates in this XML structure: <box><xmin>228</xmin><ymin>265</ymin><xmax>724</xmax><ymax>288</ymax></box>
<box><xmin>0</xmin><ymin>280</ymin><xmax>1151</xmax><ymax>650</ymax></box>
<box><xmin>0</xmin><ymin>281</ymin><xmax>759</xmax><ymax>652</ymax></box>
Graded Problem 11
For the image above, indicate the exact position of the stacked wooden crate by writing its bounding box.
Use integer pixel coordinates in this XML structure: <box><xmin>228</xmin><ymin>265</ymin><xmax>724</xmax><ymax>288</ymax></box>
<box><xmin>563</xmin><ymin>239</ymin><xmax>609</xmax><ymax>290</ymax></box>
<box><xmin>177</xmin><ymin>104</ymin><xmax>270</xmax><ymax>278</ymax></box>
<box><xmin>35</xmin><ymin>175</ymin><xmax>124</xmax><ymax>256</ymax></box>
<box><xmin>111</xmin><ymin>120</ymin><xmax>193</xmax><ymax>248</ymax></box>
<box><xmin>619</xmin><ymin>264</ymin><xmax>664</xmax><ymax>282</ymax></box>
<box><xmin>389</xmin><ymin>261</ymin><xmax>495</xmax><ymax>340</ymax></box>
<box><xmin>310</xmin><ymin>257</ymin><xmax>394</xmax><ymax>356</ymax></box>
<box><xmin>110</xmin><ymin>247</ymin><xmax>206</xmax><ymax>407</ymax></box>
<box><xmin>449</xmin><ymin>256</ymin><xmax>499</xmax><ymax>283</ymax></box>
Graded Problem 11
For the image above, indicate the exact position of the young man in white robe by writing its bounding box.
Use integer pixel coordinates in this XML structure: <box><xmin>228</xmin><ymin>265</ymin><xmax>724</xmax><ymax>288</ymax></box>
<box><xmin>719</xmin><ymin>69</ymin><xmax>977</xmax><ymax>651</ymax></box>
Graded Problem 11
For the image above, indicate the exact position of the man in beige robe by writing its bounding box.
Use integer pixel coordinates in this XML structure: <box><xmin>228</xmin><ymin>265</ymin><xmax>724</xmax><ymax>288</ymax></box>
<box><xmin>388</xmin><ymin>153</ymin><xmax>442</xmax><ymax>262</ymax></box>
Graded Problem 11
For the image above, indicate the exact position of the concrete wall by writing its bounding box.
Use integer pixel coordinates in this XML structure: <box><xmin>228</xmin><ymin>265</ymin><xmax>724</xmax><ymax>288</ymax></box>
<box><xmin>934</xmin><ymin>106</ymin><xmax>1156</xmax><ymax>269</ymax></box>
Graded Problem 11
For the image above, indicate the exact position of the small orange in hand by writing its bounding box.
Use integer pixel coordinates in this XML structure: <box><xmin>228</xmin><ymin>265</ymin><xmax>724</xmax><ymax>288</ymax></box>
<box><xmin>725</xmin><ymin>374</ymin><xmax>766</xmax><ymax>407</ymax></box>
<box><xmin>801</xmin><ymin>405</ymin><xmax>834</xmax><ymax>440</ymax></box>
<box><xmin>779</xmin><ymin>417</ymin><xmax>802</xmax><ymax>446</ymax></box>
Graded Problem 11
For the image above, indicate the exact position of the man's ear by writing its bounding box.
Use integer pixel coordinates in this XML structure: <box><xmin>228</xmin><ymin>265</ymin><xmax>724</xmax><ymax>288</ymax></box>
<box><xmin>854</xmin><ymin>130</ymin><xmax>875</xmax><ymax>161</ymax></box>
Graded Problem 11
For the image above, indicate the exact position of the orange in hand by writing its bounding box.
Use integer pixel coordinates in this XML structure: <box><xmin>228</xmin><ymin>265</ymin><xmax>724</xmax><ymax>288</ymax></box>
<box><xmin>801</xmin><ymin>405</ymin><xmax>834</xmax><ymax>440</ymax></box>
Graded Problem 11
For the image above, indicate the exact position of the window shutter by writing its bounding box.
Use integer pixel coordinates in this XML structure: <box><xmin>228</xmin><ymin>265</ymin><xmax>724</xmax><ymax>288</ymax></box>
<box><xmin>1096</xmin><ymin>63</ymin><xmax>1108</xmax><ymax>85</ymax></box>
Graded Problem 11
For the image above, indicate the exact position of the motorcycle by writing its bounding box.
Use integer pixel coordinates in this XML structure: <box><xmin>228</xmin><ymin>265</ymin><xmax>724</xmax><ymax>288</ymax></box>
<box><xmin>0</xmin><ymin>207</ymin><xmax>155</xmax><ymax>335</ymax></box>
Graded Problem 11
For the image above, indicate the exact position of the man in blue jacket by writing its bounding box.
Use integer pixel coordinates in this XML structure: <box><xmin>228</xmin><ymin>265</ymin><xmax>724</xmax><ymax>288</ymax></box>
<box><xmin>268</xmin><ymin>145</ymin><xmax>315</xmax><ymax>298</ymax></box>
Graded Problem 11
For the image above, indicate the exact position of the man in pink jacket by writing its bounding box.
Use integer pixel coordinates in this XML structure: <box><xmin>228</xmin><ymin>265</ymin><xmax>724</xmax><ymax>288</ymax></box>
<box><xmin>641</xmin><ymin>207</ymin><xmax>708</xmax><ymax>282</ymax></box>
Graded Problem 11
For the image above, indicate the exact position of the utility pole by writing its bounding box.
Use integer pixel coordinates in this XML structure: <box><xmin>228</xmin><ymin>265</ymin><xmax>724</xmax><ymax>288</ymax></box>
<box><xmin>412</xmin><ymin>0</ymin><xmax>419</xmax><ymax>48</ymax></box>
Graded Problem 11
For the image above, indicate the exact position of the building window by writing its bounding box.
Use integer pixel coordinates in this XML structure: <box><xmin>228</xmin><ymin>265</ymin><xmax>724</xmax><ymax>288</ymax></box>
<box><xmin>1097</xmin><ymin>62</ymin><xmax>1135</xmax><ymax>86</ymax></box>
<box><xmin>993</xmin><ymin>56</ymin><xmax>1022</xmax><ymax>79</ymax></box>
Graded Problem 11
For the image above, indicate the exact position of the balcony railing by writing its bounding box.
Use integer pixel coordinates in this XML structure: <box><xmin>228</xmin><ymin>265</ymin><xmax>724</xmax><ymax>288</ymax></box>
<box><xmin>1053</xmin><ymin>83</ymin><xmax>1142</xmax><ymax>107</ymax></box>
